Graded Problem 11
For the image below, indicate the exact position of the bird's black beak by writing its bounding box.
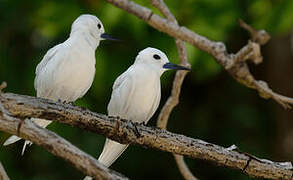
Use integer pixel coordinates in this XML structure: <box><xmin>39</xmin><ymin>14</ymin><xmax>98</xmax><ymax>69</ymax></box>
<box><xmin>100</xmin><ymin>33</ymin><xmax>120</xmax><ymax>41</ymax></box>
<box><xmin>163</xmin><ymin>62</ymin><xmax>191</xmax><ymax>71</ymax></box>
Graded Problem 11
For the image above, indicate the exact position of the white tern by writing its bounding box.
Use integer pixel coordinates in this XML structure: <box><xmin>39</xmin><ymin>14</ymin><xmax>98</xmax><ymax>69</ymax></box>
<box><xmin>3</xmin><ymin>14</ymin><xmax>117</xmax><ymax>155</ymax></box>
<box><xmin>84</xmin><ymin>47</ymin><xmax>190</xmax><ymax>180</ymax></box>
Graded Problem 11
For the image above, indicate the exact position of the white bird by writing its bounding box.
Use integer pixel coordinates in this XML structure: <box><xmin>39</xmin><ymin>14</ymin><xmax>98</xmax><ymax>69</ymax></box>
<box><xmin>84</xmin><ymin>47</ymin><xmax>190</xmax><ymax>180</ymax></box>
<box><xmin>3</xmin><ymin>14</ymin><xmax>117</xmax><ymax>155</ymax></box>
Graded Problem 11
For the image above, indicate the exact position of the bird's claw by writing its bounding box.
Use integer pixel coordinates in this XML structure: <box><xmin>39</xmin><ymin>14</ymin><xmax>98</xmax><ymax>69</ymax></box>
<box><xmin>62</xmin><ymin>100</ymin><xmax>75</xmax><ymax>106</ymax></box>
<box><xmin>67</xmin><ymin>101</ymin><xmax>75</xmax><ymax>106</ymax></box>
<box><xmin>140</xmin><ymin>121</ymin><xmax>147</xmax><ymax>126</ymax></box>
<box><xmin>108</xmin><ymin>115</ymin><xmax>120</xmax><ymax>119</ymax></box>
<box><xmin>131</xmin><ymin>122</ymin><xmax>142</xmax><ymax>138</ymax></box>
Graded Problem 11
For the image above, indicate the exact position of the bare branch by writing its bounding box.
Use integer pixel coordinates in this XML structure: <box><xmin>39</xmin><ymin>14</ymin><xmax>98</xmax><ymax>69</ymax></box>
<box><xmin>152</xmin><ymin>0</ymin><xmax>190</xmax><ymax>129</ymax></box>
<box><xmin>239</xmin><ymin>19</ymin><xmax>271</xmax><ymax>45</ymax></box>
<box><xmin>151</xmin><ymin>0</ymin><xmax>177</xmax><ymax>23</ymax></box>
<box><xmin>106</xmin><ymin>0</ymin><xmax>293</xmax><ymax>109</ymax></box>
<box><xmin>0</xmin><ymin>102</ymin><xmax>127</xmax><ymax>180</ymax></box>
<box><xmin>0</xmin><ymin>92</ymin><xmax>292</xmax><ymax>179</ymax></box>
<box><xmin>150</xmin><ymin>1</ymin><xmax>197</xmax><ymax>180</ymax></box>
<box><xmin>157</xmin><ymin>67</ymin><xmax>189</xmax><ymax>129</ymax></box>
<box><xmin>173</xmin><ymin>154</ymin><xmax>198</xmax><ymax>180</ymax></box>
<box><xmin>0</xmin><ymin>161</ymin><xmax>10</xmax><ymax>180</ymax></box>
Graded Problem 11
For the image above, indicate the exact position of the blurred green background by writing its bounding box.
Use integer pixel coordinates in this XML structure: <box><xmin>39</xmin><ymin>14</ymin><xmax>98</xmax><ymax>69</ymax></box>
<box><xmin>1</xmin><ymin>0</ymin><xmax>293</xmax><ymax>179</ymax></box>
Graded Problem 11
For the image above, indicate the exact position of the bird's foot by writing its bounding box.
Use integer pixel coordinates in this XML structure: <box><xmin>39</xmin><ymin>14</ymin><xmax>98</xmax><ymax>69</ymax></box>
<box><xmin>63</xmin><ymin>101</ymin><xmax>75</xmax><ymax>106</ymax></box>
<box><xmin>130</xmin><ymin>122</ymin><xmax>142</xmax><ymax>138</ymax></box>
<box><xmin>108</xmin><ymin>115</ymin><xmax>120</xmax><ymax>120</ymax></box>
<box><xmin>139</xmin><ymin>121</ymin><xmax>147</xmax><ymax>126</ymax></box>
<box><xmin>67</xmin><ymin>101</ymin><xmax>75</xmax><ymax>106</ymax></box>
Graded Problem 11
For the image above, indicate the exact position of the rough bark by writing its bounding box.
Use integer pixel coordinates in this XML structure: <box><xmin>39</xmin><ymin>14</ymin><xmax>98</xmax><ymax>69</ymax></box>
<box><xmin>0</xmin><ymin>92</ymin><xmax>292</xmax><ymax>180</ymax></box>
<box><xmin>0</xmin><ymin>96</ymin><xmax>127</xmax><ymax>180</ymax></box>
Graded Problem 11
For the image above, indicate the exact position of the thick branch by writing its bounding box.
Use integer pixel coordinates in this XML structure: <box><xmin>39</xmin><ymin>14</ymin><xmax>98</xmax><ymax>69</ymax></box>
<box><xmin>0</xmin><ymin>162</ymin><xmax>9</xmax><ymax>180</ymax></box>
<box><xmin>106</xmin><ymin>0</ymin><xmax>293</xmax><ymax>109</ymax></box>
<box><xmin>0</xmin><ymin>103</ymin><xmax>127</xmax><ymax>180</ymax></box>
<box><xmin>0</xmin><ymin>93</ymin><xmax>292</xmax><ymax>179</ymax></box>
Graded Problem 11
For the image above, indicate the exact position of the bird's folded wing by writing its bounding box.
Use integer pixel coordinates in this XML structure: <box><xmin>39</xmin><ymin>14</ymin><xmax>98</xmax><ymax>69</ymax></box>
<box><xmin>108</xmin><ymin>68</ymin><xmax>135</xmax><ymax>117</ymax></box>
<box><xmin>34</xmin><ymin>44</ymin><xmax>62</xmax><ymax>91</ymax></box>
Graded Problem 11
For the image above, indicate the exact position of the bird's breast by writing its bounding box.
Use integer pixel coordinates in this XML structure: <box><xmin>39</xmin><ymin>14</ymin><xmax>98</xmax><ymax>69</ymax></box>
<box><xmin>118</xmin><ymin>73</ymin><xmax>160</xmax><ymax>122</ymax></box>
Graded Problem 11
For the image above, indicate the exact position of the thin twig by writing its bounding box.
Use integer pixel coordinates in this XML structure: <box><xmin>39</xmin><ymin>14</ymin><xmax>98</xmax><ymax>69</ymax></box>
<box><xmin>151</xmin><ymin>1</ymin><xmax>198</xmax><ymax>180</ymax></box>
<box><xmin>174</xmin><ymin>154</ymin><xmax>198</xmax><ymax>180</ymax></box>
<box><xmin>239</xmin><ymin>19</ymin><xmax>271</xmax><ymax>45</ymax></box>
<box><xmin>0</xmin><ymin>162</ymin><xmax>10</xmax><ymax>180</ymax></box>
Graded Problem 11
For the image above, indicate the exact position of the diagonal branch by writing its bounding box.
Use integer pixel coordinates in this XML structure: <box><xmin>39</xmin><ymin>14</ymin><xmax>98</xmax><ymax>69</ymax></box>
<box><xmin>173</xmin><ymin>154</ymin><xmax>198</xmax><ymax>180</ymax></box>
<box><xmin>151</xmin><ymin>1</ymin><xmax>197</xmax><ymax>180</ymax></box>
<box><xmin>0</xmin><ymin>161</ymin><xmax>10</xmax><ymax>180</ymax></box>
<box><xmin>0</xmin><ymin>102</ymin><xmax>127</xmax><ymax>180</ymax></box>
<box><xmin>0</xmin><ymin>92</ymin><xmax>292</xmax><ymax>180</ymax></box>
<box><xmin>106</xmin><ymin>0</ymin><xmax>293</xmax><ymax>109</ymax></box>
<box><xmin>152</xmin><ymin>0</ymin><xmax>190</xmax><ymax>129</ymax></box>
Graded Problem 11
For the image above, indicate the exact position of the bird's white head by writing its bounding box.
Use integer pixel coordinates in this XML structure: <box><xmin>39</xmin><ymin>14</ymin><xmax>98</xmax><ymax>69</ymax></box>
<box><xmin>70</xmin><ymin>14</ymin><xmax>118</xmax><ymax>48</ymax></box>
<box><xmin>134</xmin><ymin>47</ymin><xmax>190</xmax><ymax>75</ymax></box>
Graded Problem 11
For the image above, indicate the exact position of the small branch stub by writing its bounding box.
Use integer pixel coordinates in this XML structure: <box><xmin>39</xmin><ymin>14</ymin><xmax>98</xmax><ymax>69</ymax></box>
<box><xmin>0</xmin><ymin>82</ymin><xmax>7</xmax><ymax>92</ymax></box>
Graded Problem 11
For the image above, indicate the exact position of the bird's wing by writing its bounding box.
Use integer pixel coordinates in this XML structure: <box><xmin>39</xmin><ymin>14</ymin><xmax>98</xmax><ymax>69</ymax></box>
<box><xmin>145</xmin><ymin>83</ymin><xmax>161</xmax><ymax>123</ymax></box>
<box><xmin>111</xmin><ymin>67</ymin><xmax>130</xmax><ymax>91</ymax></box>
<box><xmin>101</xmin><ymin>66</ymin><xmax>161</xmax><ymax>167</ymax></box>
<box><xmin>107</xmin><ymin>67</ymin><xmax>135</xmax><ymax>117</ymax></box>
<box><xmin>34</xmin><ymin>44</ymin><xmax>62</xmax><ymax>91</ymax></box>
<box><xmin>99</xmin><ymin>68</ymin><xmax>134</xmax><ymax>167</ymax></box>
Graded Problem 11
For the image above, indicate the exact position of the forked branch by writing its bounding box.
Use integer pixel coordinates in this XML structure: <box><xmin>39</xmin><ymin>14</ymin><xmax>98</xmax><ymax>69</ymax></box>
<box><xmin>107</xmin><ymin>0</ymin><xmax>293</xmax><ymax>109</ymax></box>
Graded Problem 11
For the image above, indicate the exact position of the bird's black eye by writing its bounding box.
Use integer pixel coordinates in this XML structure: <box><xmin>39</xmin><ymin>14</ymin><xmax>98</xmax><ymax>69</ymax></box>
<box><xmin>97</xmin><ymin>24</ymin><xmax>101</xmax><ymax>29</ymax></box>
<box><xmin>153</xmin><ymin>54</ymin><xmax>161</xmax><ymax>60</ymax></box>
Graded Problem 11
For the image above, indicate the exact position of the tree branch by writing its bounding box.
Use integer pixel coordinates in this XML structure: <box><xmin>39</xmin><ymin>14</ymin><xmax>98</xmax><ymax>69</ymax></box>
<box><xmin>150</xmin><ymin>1</ymin><xmax>198</xmax><ymax>180</ymax></box>
<box><xmin>0</xmin><ymin>161</ymin><xmax>9</xmax><ymax>180</ymax></box>
<box><xmin>0</xmin><ymin>100</ymin><xmax>127</xmax><ymax>180</ymax></box>
<box><xmin>173</xmin><ymin>154</ymin><xmax>198</xmax><ymax>180</ymax></box>
<box><xmin>106</xmin><ymin>0</ymin><xmax>293</xmax><ymax>109</ymax></box>
<box><xmin>0</xmin><ymin>92</ymin><xmax>292</xmax><ymax>179</ymax></box>
<box><xmin>152</xmin><ymin>0</ymin><xmax>190</xmax><ymax>130</ymax></box>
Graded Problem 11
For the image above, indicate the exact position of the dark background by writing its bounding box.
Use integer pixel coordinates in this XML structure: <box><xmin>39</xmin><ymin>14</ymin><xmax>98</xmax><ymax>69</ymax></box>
<box><xmin>1</xmin><ymin>0</ymin><xmax>293</xmax><ymax>179</ymax></box>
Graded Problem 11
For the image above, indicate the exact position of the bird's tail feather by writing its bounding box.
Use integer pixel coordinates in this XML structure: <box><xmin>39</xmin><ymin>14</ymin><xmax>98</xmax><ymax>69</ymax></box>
<box><xmin>3</xmin><ymin>135</ymin><xmax>22</xmax><ymax>146</ymax></box>
<box><xmin>83</xmin><ymin>176</ymin><xmax>93</xmax><ymax>180</ymax></box>
<box><xmin>21</xmin><ymin>140</ymin><xmax>33</xmax><ymax>155</ymax></box>
<box><xmin>98</xmin><ymin>138</ymin><xmax>129</xmax><ymax>167</ymax></box>
<box><xmin>3</xmin><ymin>118</ymin><xmax>52</xmax><ymax>155</ymax></box>
<box><xmin>83</xmin><ymin>139</ymin><xmax>128</xmax><ymax>179</ymax></box>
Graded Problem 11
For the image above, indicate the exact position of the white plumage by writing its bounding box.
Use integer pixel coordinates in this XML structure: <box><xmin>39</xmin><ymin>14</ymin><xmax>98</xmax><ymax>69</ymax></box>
<box><xmin>98</xmin><ymin>50</ymin><xmax>162</xmax><ymax>167</ymax></box>
<box><xmin>87</xmin><ymin>47</ymin><xmax>190</xmax><ymax>178</ymax></box>
<box><xmin>3</xmin><ymin>14</ymin><xmax>111</xmax><ymax>154</ymax></box>
<box><xmin>84</xmin><ymin>47</ymin><xmax>166</xmax><ymax>180</ymax></box>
